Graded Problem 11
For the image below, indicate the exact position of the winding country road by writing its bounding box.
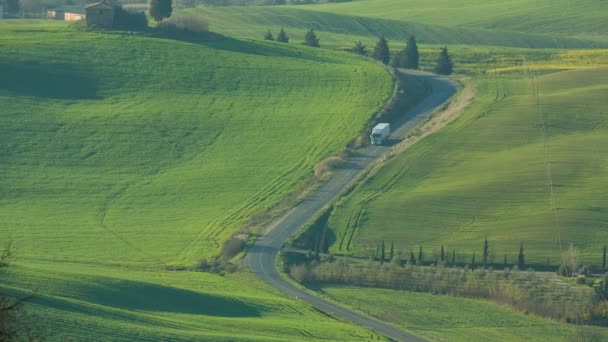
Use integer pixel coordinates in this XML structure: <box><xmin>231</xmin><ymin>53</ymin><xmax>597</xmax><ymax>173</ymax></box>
<box><xmin>245</xmin><ymin>70</ymin><xmax>458</xmax><ymax>342</ymax></box>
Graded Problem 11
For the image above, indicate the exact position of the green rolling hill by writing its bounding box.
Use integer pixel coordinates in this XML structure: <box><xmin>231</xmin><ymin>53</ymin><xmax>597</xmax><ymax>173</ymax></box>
<box><xmin>325</xmin><ymin>66</ymin><xmax>608</xmax><ymax>266</ymax></box>
<box><xmin>0</xmin><ymin>21</ymin><xmax>392</xmax><ymax>339</ymax></box>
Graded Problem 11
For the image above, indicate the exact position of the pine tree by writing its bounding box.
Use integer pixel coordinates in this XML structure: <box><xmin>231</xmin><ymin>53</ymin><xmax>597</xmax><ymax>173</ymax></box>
<box><xmin>389</xmin><ymin>241</ymin><xmax>394</xmax><ymax>261</ymax></box>
<box><xmin>410</xmin><ymin>251</ymin><xmax>416</xmax><ymax>265</ymax></box>
<box><xmin>405</xmin><ymin>35</ymin><xmax>419</xmax><ymax>69</ymax></box>
<box><xmin>418</xmin><ymin>245</ymin><xmax>423</xmax><ymax>265</ymax></box>
<box><xmin>372</xmin><ymin>34</ymin><xmax>390</xmax><ymax>65</ymax></box>
<box><xmin>380</xmin><ymin>240</ymin><xmax>386</xmax><ymax>264</ymax></box>
<box><xmin>440</xmin><ymin>245</ymin><xmax>445</xmax><ymax>263</ymax></box>
<box><xmin>603</xmin><ymin>244</ymin><xmax>606</xmax><ymax>271</ymax></box>
<box><xmin>304</xmin><ymin>29</ymin><xmax>320</xmax><ymax>47</ymax></box>
<box><xmin>276</xmin><ymin>27</ymin><xmax>289</xmax><ymax>43</ymax></box>
<box><xmin>149</xmin><ymin>0</ymin><xmax>172</xmax><ymax>25</ymax></box>
<box><xmin>435</xmin><ymin>46</ymin><xmax>454</xmax><ymax>75</ymax></box>
<box><xmin>471</xmin><ymin>251</ymin><xmax>476</xmax><ymax>270</ymax></box>
<box><xmin>483</xmin><ymin>238</ymin><xmax>489</xmax><ymax>268</ymax></box>
<box><xmin>264</xmin><ymin>29</ymin><xmax>274</xmax><ymax>41</ymax></box>
<box><xmin>352</xmin><ymin>41</ymin><xmax>367</xmax><ymax>55</ymax></box>
<box><xmin>518</xmin><ymin>242</ymin><xmax>525</xmax><ymax>269</ymax></box>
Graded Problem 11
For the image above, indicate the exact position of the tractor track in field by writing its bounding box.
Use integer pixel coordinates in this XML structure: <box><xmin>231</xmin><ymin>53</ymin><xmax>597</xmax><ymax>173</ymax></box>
<box><xmin>245</xmin><ymin>69</ymin><xmax>461</xmax><ymax>341</ymax></box>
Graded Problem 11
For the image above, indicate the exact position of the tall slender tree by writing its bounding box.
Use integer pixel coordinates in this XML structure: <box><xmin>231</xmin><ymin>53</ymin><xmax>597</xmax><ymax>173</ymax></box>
<box><xmin>440</xmin><ymin>245</ymin><xmax>445</xmax><ymax>263</ymax></box>
<box><xmin>389</xmin><ymin>241</ymin><xmax>394</xmax><ymax>261</ymax></box>
<box><xmin>410</xmin><ymin>250</ymin><xmax>416</xmax><ymax>265</ymax></box>
<box><xmin>518</xmin><ymin>242</ymin><xmax>525</xmax><ymax>269</ymax></box>
<box><xmin>405</xmin><ymin>35</ymin><xmax>419</xmax><ymax>69</ymax></box>
<box><xmin>372</xmin><ymin>34</ymin><xmax>390</xmax><ymax>65</ymax></box>
<box><xmin>471</xmin><ymin>251</ymin><xmax>476</xmax><ymax>270</ymax></box>
<box><xmin>435</xmin><ymin>46</ymin><xmax>454</xmax><ymax>75</ymax></box>
<box><xmin>149</xmin><ymin>0</ymin><xmax>172</xmax><ymax>25</ymax></box>
<box><xmin>452</xmin><ymin>249</ymin><xmax>456</xmax><ymax>266</ymax></box>
<box><xmin>418</xmin><ymin>245</ymin><xmax>423</xmax><ymax>265</ymax></box>
<box><xmin>603</xmin><ymin>244</ymin><xmax>606</xmax><ymax>272</ymax></box>
<box><xmin>483</xmin><ymin>238</ymin><xmax>489</xmax><ymax>268</ymax></box>
<box><xmin>380</xmin><ymin>240</ymin><xmax>386</xmax><ymax>265</ymax></box>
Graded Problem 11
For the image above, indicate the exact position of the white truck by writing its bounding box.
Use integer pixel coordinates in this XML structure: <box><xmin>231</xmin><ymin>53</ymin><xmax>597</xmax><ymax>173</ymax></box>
<box><xmin>370</xmin><ymin>123</ymin><xmax>390</xmax><ymax>145</ymax></box>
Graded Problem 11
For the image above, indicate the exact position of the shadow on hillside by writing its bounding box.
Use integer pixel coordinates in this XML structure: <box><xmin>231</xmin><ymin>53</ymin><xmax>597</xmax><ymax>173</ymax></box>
<box><xmin>0</xmin><ymin>61</ymin><xmax>99</xmax><ymax>99</ymax></box>
<box><xmin>153</xmin><ymin>30</ymin><xmax>338</xmax><ymax>64</ymax></box>
<box><xmin>78</xmin><ymin>279</ymin><xmax>261</xmax><ymax>317</ymax></box>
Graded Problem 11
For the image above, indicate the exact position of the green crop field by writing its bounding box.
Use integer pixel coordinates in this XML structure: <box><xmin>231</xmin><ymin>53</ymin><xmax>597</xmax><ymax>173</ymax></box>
<box><xmin>320</xmin><ymin>285</ymin><xmax>608</xmax><ymax>341</ymax></box>
<box><xmin>0</xmin><ymin>21</ymin><xmax>392</xmax><ymax>339</ymax></box>
<box><xmin>325</xmin><ymin>66</ymin><xmax>608</xmax><ymax>266</ymax></box>
<box><xmin>189</xmin><ymin>0</ymin><xmax>608</xmax><ymax>49</ymax></box>
<box><xmin>0</xmin><ymin>21</ymin><xmax>391</xmax><ymax>267</ymax></box>
<box><xmin>0</xmin><ymin>261</ymin><xmax>381</xmax><ymax>340</ymax></box>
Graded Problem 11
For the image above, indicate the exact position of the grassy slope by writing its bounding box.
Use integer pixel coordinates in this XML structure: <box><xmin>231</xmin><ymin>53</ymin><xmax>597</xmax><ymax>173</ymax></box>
<box><xmin>301</xmin><ymin>0</ymin><xmax>608</xmax><ymax>43</ymax></box>
<box><xmin>320</xmin><ymin>285</ymin><xmax>608</xmax><ymax>341</ymax></box>
<box><xmin>327</xmin><ymin>67</ymin><xmax>608</xmax><ymax>265</ymax></box>
<box><xmin>0</xmin><ymin>21</ymin><xmax>392</xmax><ymax>339</ymax></box>
<box><xmin>0</xmin><ymin>21</ymin><xmax>391</xmax><ymax>267</ymax></box>
<box><xmin>0</xmin><ymin>262</ymin><xmax>380</xmax><ymax>341</ymax></box>
<box><xmin>191</xmin><ymin>6</ymin><xmax>604</xmax><ymax>50</ymax></box>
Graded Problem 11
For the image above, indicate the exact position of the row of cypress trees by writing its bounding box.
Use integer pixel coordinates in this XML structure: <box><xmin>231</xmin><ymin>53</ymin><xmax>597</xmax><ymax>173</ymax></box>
<box><xmin>369</xmin><ymin>34</ymin><xmax>453</xmax><ymax>75</ymax></box>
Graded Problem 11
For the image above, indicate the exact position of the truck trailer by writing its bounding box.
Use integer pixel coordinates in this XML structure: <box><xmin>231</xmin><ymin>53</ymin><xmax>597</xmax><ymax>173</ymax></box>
<box><xmin>370</xmin><ymin>123</ymin><xmax>390</xmax><ymax>145</ymax></box>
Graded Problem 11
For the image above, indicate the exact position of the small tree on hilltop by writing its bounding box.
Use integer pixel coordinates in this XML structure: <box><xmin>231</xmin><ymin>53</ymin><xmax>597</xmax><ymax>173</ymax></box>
<box><xmin>304</xmin><ymin>29</ymin><xmax>320</xmax><ymax>47</ymax></box>
<box><xmin>405</xmin><ymin>35</ymin><xmax>419</xmax><ymax>69</ymax></box>
<box><xmin>149</xmin><ymin>0</ymin><xmax>172</xmax><ymax>26</ymax></box>
<box><xmin>435</xmin><ymin>46</ymin><xmax>454</xmax><ymax>75</ymax></box>
<box><xmin>373</xmin><ymin>34</ymin><xmax>390</xmax><ymax>65</ymax></box>
<box><xmin>264</xmin><ymin>29</ymin><xmax>274</xmax><ymax>41</ymax></box>
<box><xmin>351</xmin><ymin>41</ymin><xmax>367</xmax><ymax>56</ymax></box>
<box><xmin>276</xmin><ymin>27</ymin><xmax>289</xmax><ymax>43</ymax></box>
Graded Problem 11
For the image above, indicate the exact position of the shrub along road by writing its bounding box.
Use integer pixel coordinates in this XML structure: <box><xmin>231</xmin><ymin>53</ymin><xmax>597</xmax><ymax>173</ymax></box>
<box><xmin>245</xmin><ymin>69</ymin><xmax>458</xmax><ymax>342</ymax></box>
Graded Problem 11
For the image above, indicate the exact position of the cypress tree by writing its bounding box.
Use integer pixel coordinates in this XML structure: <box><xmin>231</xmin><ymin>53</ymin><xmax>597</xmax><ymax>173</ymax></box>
<box><xmin>603</xmin><ymin>244</ymin><xmax>606</xmax><ymax>271</ymax></box>
<box><xmin>410</xmin><ymin>250</ymin><xmax>416</xmax><ymax>265</ymax></box>
<box><xmin>452</xmin><ymin>249</ymin><xmax>456</xmax><ymax>266</ymax></box>
<box><xmin>471</xmin><ymin>251</ymin><xmax>476</xmax><ymax>270</ymax></box>
<box><xmin>389</xmin><ymin>241</ymin><xmax>394</xmax><ymax>261</ymax></box>
<box><xmin>372</xmin><ymin>34</ymin><xmax>390</xmax><ymax>65</ymax></box>
<box><xmin>518</xmin><ymin>242</ymin><xmax>525</xmax><ymax>269</ymax></box>
<box><xmin>483</xmin><ymin>238</ymin><xmax>489</xmax><ymax>268</ymax></box>
<box><xmin>276</xmin><ymin>27</ymin><xmax>289</xmax><ymax>43</ymax></box>
<box><xmin>435</xmin><ymin>46</ymin><xmax>454</xmax><ymax>75</ymax></box>
<box><xmin>149</xmin><ymin>0</ymin><xmax>172</xmax><ymax>25</ymax></box>
<box><xmin>405</xmin><ymin>35</ymin><xmax>419</xmax><ymax>69</ymax></box>
<box><xmin>440</xmin><ymin>245</ymin><xmax>445</xmax><ymax>263</ymax></box>
<box><xmin>264</xmin><ymin>29</ymin><xmax>274</xmax><ymax>41</ymax></box>
<box><xmin>304</xmin><ymin>29</ymin><xmax>320</xmax><ymax>47</ymax></box>
<box><xmin>380</xmin><ymin>240</ymin><xmax>386</xmax><ymax>264</ymax></box>
<box><xmin>418</xmin><ymin>245</ymin><xmax>423</xmax><ymax>265</ymax></box>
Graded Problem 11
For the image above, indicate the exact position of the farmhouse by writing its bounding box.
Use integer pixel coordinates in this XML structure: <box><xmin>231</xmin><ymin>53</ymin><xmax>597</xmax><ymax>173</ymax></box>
<box><xmin>85</xmin><ymin>0</ymin><xmax>114</xmax><ymax>28</ymax></box>
<box><xmin>48</xmin><ymin>6</ymin><xmax>85</xmax><ymax>21</ymax></box>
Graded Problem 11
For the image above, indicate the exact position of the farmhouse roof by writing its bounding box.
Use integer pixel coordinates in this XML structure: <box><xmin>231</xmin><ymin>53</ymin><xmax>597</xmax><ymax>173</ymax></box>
<box><xmin>84</xmin><ymin>1</ymin><xmax>114</xmax><ymax>10</ymax></box>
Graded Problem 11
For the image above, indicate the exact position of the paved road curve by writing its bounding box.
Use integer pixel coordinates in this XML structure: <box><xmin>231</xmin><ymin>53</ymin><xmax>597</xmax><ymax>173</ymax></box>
<box><xmin>245</xmin><ymin>70</ymin><xmax>458</xmax><ymax>342</ymax></box>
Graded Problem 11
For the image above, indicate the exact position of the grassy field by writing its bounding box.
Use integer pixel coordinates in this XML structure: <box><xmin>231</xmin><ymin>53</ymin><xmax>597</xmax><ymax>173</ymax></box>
<box><xmin>325</xmin><ymin>66</ymin><xmax>608</xmax><ymax>266</ymax></box>
<box><xmin>302</xmin><ymin>0</ymin><xmax>608</xmax><ymax>43</ymax></box>
<box><xmin>320</xmin><ymin>285</ymin><xmax>608</xmax><ymax>341</ymax></box>
<box><xmin>0</xmin><ymin>261</ymin><xmax>382</xmax><ymax>341</ymax></box>
<box><xmin>0</xmin><ymin>21</ymin><xmax>393</xmax><ymax>339</ymax></box>
<box><xmin>0</xmin><ymin>21</ymin><xmax>391</xmax><ymax>267</ymax></box>
<box><xmin>191</xmin><ymin>6</ymin><xmax>606</xmax><ymax>50</ymax></box>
